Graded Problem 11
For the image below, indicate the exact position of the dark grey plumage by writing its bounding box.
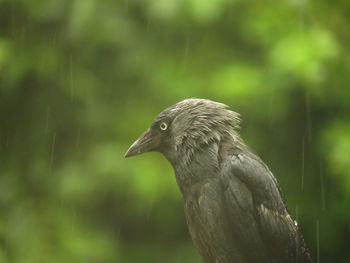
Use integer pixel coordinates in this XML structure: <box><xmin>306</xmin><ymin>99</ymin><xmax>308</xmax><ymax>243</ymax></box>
<box><xmin>125</xmin><ymin>98</ymin><xmax>313</xmax><ymax>263</ymax></box>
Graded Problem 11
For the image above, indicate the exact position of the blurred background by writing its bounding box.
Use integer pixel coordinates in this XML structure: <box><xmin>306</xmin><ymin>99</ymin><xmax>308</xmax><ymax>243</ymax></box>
<box><xmin>0</xmin><ymin>0</ymin><xmax>349</xmax><ymax>262</ymax></box>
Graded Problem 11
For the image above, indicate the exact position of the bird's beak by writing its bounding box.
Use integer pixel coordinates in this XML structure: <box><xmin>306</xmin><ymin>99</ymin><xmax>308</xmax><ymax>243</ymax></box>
<box><xmin>125</xmin><ymin>128</ymin><xmax>160</xmax><ymax>158</ymax></box>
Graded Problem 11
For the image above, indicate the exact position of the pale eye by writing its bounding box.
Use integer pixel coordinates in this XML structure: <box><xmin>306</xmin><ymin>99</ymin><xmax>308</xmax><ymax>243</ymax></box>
<box><xmin>160</xmin><ymin>122</ymin><xmax>168</xmax><ymax>131</ymax></box>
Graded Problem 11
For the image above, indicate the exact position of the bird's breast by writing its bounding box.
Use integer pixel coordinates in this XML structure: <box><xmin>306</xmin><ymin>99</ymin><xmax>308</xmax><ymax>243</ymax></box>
<box><xmin>182</xmin><ymin>178</ymin><xmax>244</xmax><ymax>263</ymax></box>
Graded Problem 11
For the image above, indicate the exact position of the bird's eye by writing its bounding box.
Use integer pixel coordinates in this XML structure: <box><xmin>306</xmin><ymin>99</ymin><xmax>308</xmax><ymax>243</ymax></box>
<box><xmin>160</xmin><ymin>122</ymin><xmax>168</xmax><ymax>131</ymax></box>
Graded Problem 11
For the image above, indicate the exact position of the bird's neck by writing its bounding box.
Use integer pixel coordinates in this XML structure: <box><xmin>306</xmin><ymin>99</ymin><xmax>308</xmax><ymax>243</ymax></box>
<box><xmin>167</xmin><ymin>140</ymin><xmax>222</xmax><ymax>197</ymax></box>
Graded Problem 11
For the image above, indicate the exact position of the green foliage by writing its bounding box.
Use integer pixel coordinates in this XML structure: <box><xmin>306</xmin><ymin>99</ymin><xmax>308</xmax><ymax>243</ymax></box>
<box><xmin>0</xmin><ymin>0</ymin><xmax>349</xmax><ymax>262</ymax></box>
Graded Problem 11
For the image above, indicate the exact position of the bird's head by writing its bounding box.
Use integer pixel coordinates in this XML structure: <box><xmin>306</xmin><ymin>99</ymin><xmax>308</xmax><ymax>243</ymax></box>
<box><xmin>125</xmin><ymin>98</ymin><xmax>241</xmax><ymax>164</ymax></box>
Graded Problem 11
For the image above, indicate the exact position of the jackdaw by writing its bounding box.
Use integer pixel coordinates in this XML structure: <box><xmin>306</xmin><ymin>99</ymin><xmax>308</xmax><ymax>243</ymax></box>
<box><xmin>125</xmin><ymin>98</ymin><xmax>313</xmax><ymax>263</ymax></box>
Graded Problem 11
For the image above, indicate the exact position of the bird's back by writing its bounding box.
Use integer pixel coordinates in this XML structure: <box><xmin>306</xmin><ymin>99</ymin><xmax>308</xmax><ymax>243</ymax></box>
<box><xmin>180</xmin><ymin>138</ymin><xmax>312</xmax><ymax>263</ymax></box>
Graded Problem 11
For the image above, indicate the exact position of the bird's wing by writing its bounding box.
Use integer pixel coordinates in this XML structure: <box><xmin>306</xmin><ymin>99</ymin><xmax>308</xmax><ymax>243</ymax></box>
<box><xmin>221</xmin><ymin>147</ymin><xmax>313</xmax><ymax>263</ymax></box>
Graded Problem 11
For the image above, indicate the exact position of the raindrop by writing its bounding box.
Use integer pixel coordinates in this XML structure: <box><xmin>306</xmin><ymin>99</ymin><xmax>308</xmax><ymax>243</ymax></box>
<box><xmin>320</xmin><ymin>163</ymin><xmax>325</xmax><ymax>211</ymax></box>
<box><xmin>316</xmin><ymin>219</ymin><xmax>320</xmax><ymax>263</ymax></box>
<box><xmin>295</xmin><ymin>204</ymin><xmax>300</xmax><ymax>262</ymax></box>
<box><xmin>146</xmin><ymin>201</ymin><xmax>154</xmax><ymax>221</ymax></box>
<box><xmin>52</xmin><ymin>29</ymin><xmax>58</xmax><ymax>48</ymax></box>
<box><xmin>123</xmin><ymin>0</ymin><xmax>129</xmax><ymax>13</ymax></box>
<box><xmin>298</xmin><ymin>1</ymin><xmax>304</xmax><ymax>37</ymax></box>
<box><xmin>117</xmin><ymin>224</ymin><xmax>122</xmax><ymax>239</ymax></box>
<box><xmin>10</xmin><ymin>2</ymin><xmax>14</xmax><ymax>35</ymax></box>
<box><xmin>295</xmin><ymin>206</ymin><xmax>299</xmax><ymax>262</ymax></box>
<box><xmin>40</xmin><ymin>50</ymin><xmax>47</xmax><ymax>73</ymax></box>
<box><xmin>76</xmin><ymin>128</ymin><xmax>81</xmax><ymax>148</ymax></box>
<box><xmin>295</xmin><ymin>204</ymin><xmax>299</xmax><ymax>223</ymax></box>
<box><xmin>182</xmin><ymin>35</ymin><xmax>190</xmax><ymax>72</ymax></box>
<box><xmin>146</xmin><ymin>9</ymin><xmax>153</xmax><ymax>33</ymax></box>
<box><xmin>305</xmin><ymin>93</ymin><xmax>312</xmax><ymax>142</ymax></box>
<box><xmin>5</xmin><ymin>130</ymin><xmax>10</xmax><ymax>147</ymax></box>
<box><xmin>70</xmin><ymin>54</ymin><xmax>74</xmax><ymax>102</ymax></box>
<box><xmin>70</xmin><ymin>209</ymin><xmax>77</xmax><ymax>233</ymax></box>
<box><xmin>45</xmin><ymin>106</ymin><xmax>50</xmax><ymax>136</ymax></box>
<box><xmin>301</xmin><ymin>136</ymin><xmax>305</xmax><ymax>191</ymax></box>
<box><xmin>49</xmin><ymin>132</ymin><xmax>56</xmax><ymax>175</ymax></box>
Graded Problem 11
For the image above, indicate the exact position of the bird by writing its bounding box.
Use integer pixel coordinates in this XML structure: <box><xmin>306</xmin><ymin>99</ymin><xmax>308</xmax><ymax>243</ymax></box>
<box><xmin>125</xmin><ymin>98</ymin><xmax>313</xmax><ymax>263</ymax></box>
